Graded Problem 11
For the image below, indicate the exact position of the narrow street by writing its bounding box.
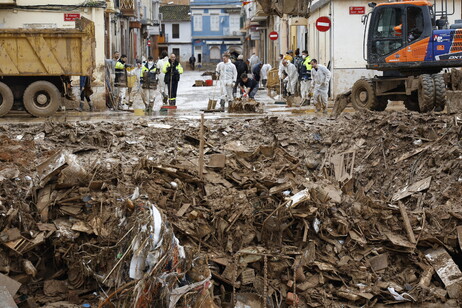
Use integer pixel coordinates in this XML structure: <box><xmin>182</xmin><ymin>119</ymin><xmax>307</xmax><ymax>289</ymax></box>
<box><xmin>1</xmin><ymin>70</ymin><xmax>404</xmax><ymax>124</ymax></box>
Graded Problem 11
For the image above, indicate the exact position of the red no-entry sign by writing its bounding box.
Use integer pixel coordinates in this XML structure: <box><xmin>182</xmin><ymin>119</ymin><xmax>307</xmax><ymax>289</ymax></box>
<box><xmin>269</xmin><ymin>31</ymin><xmax>279</xmax><ymax>41</ymax></box>
<box><xmin>316</xmin><ymin>16</ymin><xmax>331</xmax><ymax>32</ymax></box>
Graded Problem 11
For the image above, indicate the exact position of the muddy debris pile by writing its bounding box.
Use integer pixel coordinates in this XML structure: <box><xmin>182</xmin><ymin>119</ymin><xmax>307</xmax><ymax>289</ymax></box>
<box><xmin>228</xmin><ymin>98</ymin><xmax>263</xmax><ymax>113</ymax></box>
<box><xmin>0</xmin><ymin>112</ymin><xmax>462</xmax><ymax>307</ymax></box>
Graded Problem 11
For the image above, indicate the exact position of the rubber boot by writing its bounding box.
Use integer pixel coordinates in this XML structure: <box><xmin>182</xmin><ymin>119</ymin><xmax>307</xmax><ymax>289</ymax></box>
<box><xmin>162</xmin><ymin>93</ymin><xmax>168</xmax><ymax>105</ymax></box>
<box><xmin>89</xmin><ymin>102</ymin><xmax>94</xmax><ymax>112</ymax></box>
<box><xmin>77</xmin><ymin>101</ymin><xmax>84</xmax><ymax>112</ymax></box>
<box><xmin>219</xmin><ymin>99</ymin><xmax>225</xmax><ymax>111</ymax></box>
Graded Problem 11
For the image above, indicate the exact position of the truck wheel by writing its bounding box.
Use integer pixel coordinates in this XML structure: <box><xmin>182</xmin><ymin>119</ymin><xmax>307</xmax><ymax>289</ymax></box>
<box><xmin>418</xmin><ymin>74</ymin><xmax>435</xmax><ymax>113</ymax></box>
<box><xmin>351</xmin><ymin>79</ymin><xmax>379</xmax><ymax>111</ymax></box>
<box><xmin>0</xmin><ymin>82</ymin><xmax>14</xmax><ymax>117</ymax></box>
<box><xmin>404</xmin><ymin>93</ymin><xmax>420</xmax><ymax>112</ymax></box>
<box><xmin>432</xmin><ymin>74</ymin><xmax>446</xmax><ymax>111</ymax></box>
<box><xmin>23</xmin><ymin>81</ymin><xmax>61</xmax><ymax>117</ymax></box>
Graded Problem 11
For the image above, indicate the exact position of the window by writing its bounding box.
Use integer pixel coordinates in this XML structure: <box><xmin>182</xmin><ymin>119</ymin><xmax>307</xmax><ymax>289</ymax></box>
<box><xmin>194</xmin><ymin>15</ymin><xmax>203</xmax><ymax>32</ymax></box>
<box><xmin>230</xmin><ymin>15</ymin><xmax>240</xmax><ymax>33</ymax></box>
<box><xmin>172</xmin><ymin>24</ymin><xmax>179</xmax><ymax>39</ymax></box>
<box><xmin>210</xmin><ymin>15</ymin><xmax>219</xmax><ymax>32</ymax></box>
<box><xmin>371</xmin><ymin>7</ymin><xmax>403</xmax><ymax>56</ymax></box>
<box><xmin>407</xmin><ymin>6</ymin><xmax>424</xmax><ymax>42</ymax></box>
<box><xmin>173</xmin><ymin>48</ymin><xmax>180</xmax><ymax>61</ymax></box>
<box><xmin>161</xmin><ymin>24</ymin><xmax>165</xmax><ymax>36</ymax></box>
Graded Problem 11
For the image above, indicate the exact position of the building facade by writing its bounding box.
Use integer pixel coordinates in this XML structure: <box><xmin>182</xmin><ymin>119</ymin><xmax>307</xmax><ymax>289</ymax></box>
<box><xmin>190</xmin><ymin>0</ymin><xmax>243</xmax><ymax>67</ymax></box>
<box><xmin>158</xmin><ymin>4</ymin><xmax>192</xmax><ymax>65</ymax></box>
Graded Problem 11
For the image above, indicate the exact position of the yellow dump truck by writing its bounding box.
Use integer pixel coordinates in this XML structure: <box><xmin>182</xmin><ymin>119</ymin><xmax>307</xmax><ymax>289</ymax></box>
<box><xmin>0</xmin><ymin>17</ymin><xmax>95</xmax><ymax>117</ymax></box>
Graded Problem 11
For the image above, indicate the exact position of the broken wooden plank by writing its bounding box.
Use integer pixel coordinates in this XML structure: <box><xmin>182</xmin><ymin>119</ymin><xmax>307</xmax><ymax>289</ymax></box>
<box><xmin>394</xmin><ymin>145</ymin><xmax>430</xmax><ymax>164</ymax></box>
<box><xmin>368</xmin><ymin>253</ymin><xmax>389</xmax><ymax>272</ymax></box>
<box><xmin>176</xmin><ymin>203</ymin><xmax>191</xmax><ymax>217</ymax></box>
<box><xmin>36</xmin><ymin>185</ymin><xmax>52</xmax><ymax>222</ymax></box>
<box><xmin>425</xmin><ymin>247</ymin><xmax>462</xmax><ymax>299</ymax></box>
<box><xmin>208</xmin><ymin>154</ymin><xmax>226</xmax><ymax>168</ymax></box>
<box><xmin>330</xmin><ymin>150</ymin><xmax>355</xmax><ymax>182</ymax></box>
<box><xmin>392</xmin><ymin>176</ymin><xmax>432</xmax><ymax>202</ymax></box>
<box><xmin>269</xmin><ymin>182</ymin><xmax>292</xmax><ymax>195</ymax></box>
<box><xmin>384</xmin><ymin>232</ymin><xmax>415</xmax><ymax>249</ymax></box>
<box><xmin>398</xmin><ymin>201</ymin><xmax>416</xmax><ymax>244</ymax></box>
<box><xmin>198</xmin><ymin>113</ymin><xmax>205</xmax><ymax>179</ymax></box>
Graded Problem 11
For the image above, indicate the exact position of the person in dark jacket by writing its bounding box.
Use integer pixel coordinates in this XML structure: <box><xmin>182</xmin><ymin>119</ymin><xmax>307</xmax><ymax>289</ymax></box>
<box><xmin>78</xmin><ymin>76</ymin><xmax>94</xmax><ymax>112</ymax></box>
<box><xmin>162</xmin><ymin>53</ymin><xmax>184</xmax><ymax>106</ymax></box>
<box><xmin>239</xmin><ymin>73</ymin><xmax>259</xmax><ymax>99</ymax></box>
<box><xmin>252</xmin><ymin>62</ymin><xmax>263</xmax><ymax>83</ymax></box>
<box><xmin>233</xmin><ymin>55</ymin><xmax>249</xmax><ymax>96</ymax></box>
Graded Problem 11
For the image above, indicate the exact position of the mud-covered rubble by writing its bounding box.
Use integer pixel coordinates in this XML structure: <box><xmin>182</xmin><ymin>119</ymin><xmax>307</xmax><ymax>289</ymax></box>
<box><xmin>0</xmin><ymin>112</ymin><xmax>462</xmax><ymax>307</ymax></box>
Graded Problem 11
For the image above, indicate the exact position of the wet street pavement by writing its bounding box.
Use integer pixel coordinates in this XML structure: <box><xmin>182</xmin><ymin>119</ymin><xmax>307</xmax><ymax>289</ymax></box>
<box><xmin>0</xmin><ymin>70</ymin><xmax>404</xmax><ymax>124</ymax></box>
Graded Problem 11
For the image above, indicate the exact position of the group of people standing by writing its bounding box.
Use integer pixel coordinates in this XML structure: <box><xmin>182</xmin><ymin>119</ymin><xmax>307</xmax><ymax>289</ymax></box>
<box><xmin>215</xmin><ymin>53</ymin><xmax>266</xmax><ymax>111</ymax></box>
<box><xmin>111</xmin><ymin>50</ymin><xmax>184</xmax><ymax>111</ymax></box>
<box><xmin>278</xmin><ymin>48</ymin><xmax>331</xmax><ymax>113</ymax></box>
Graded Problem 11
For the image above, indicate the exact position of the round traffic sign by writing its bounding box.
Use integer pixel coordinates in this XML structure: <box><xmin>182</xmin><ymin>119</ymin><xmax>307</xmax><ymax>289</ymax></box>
<box><xmin>269</xmin><ymin>31</ymin><xmax>279</xmax><ymax>41</ymax></box>
<box><xmin>316</xmin><ymin>16</ymin><xmax>331</xmax><ymax>32</ymax></box>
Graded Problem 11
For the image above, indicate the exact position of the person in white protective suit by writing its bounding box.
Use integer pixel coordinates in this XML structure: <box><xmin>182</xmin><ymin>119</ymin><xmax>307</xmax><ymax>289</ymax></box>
<box><xmin>310</xmin><ymin>59</ymin><xmax>331</xmax><ymax>113</ymax></box>
<box><xmin>249</xmin><ymin>53</ymin><xmax>260</xmax><ymax>71</ymax></box>
<box><xmin>260</xmin><ymin>63</ymin><xmax>272</xmax><ymax>87</ymax></box>
<box><xmin>156</xmin><ymin>50</ymin><xmax>169</xmax><ymax>105</ymax></box>
<box><xmin>216</xmin><ymin>53</ymin><xmax>237</xmax><ymax>110</ymax></box>
<box><xmin>281</xmin><ymin>60</ymin><xmax>298</xmax><ymax>96</ymax></box>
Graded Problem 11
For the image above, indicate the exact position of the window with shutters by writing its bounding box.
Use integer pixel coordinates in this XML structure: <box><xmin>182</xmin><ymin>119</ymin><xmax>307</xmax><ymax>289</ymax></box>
<box><xmin>230</xmin><ymin>15</ymin><xmax>240</xmax><ymax>33</ymax></box>
<box><xmin>172</xmin><ymin>24</ymin><xmax>179</xmax><ymax>39</ymax></box>
<box><xmin>194</xmin><ymin>15</ymin><xmax>203</xmax><ymax>32</ymax></box>
<box><xmin>210</xmin><ymin>15</ymin><xmax>220</xmax><ymax>32</ymax></box>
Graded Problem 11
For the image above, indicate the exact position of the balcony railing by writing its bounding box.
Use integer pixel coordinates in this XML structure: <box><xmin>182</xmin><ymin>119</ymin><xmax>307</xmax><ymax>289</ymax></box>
<box><xmin>120</xmin><ymin>0</ymin><xmax>136</xmax><ymax>17</ymax></box>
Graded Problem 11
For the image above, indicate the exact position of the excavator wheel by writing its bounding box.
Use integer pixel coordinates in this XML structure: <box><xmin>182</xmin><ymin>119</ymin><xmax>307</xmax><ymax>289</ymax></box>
<box><xmin>351</xmin><ymin>79</ymin><xmax>385</xmax><ymax>111</ymax></box>
<box><xmin>418</xmin><ymin>74</ymin><xmax>435</xmax><ymax>113</ymax></box>
<box><xmin>23</xmin><ymin>81</ymin><xmax>61</xmax><ymax>117</ymax></box>
<box><xmin>432</xmin><ymin>74</ymin><xmax>447</xmax><ymax>112</ymax></box>
<box><xmin>0</xmin><ymin>82</ymin><xmax>14</xmax><ymax>117</ymax></box>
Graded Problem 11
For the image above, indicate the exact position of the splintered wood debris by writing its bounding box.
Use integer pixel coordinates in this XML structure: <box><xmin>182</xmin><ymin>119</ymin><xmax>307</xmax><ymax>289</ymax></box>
<box><xmin>0</xmin><ymin>112</ymin><xmax>462</xmax><ymax>307</ymax></box>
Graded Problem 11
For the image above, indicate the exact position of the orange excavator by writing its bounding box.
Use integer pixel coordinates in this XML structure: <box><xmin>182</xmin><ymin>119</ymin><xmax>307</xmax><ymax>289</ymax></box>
<box><xmin>351</xmin><ymin>0</ymin><xmax>462</xmax><ymax>112</ymax></box>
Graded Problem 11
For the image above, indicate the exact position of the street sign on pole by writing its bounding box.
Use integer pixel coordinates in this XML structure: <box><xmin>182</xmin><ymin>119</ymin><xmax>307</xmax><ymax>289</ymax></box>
<box><xmin>269</xmin><ymin>31</ymin><xmax>279</xmax><ymax>41</ymax></box>
<box><xmin>316</xmin><ymin>16</ymin><xmax>331</xmax><ymax>32</ymax></box>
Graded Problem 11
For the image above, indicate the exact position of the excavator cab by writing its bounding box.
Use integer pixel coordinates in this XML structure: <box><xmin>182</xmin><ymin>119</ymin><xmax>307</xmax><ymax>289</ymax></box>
<box><xmin>367</xmin><ymin>1</ymin><xmax>434</xmax><ymax>72</ymax></box>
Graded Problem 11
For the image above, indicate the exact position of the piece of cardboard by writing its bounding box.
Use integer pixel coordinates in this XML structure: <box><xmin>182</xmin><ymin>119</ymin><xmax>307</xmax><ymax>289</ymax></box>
<box><xmin>0</xmin><ymin>273</ymin><xmax>21</xmax><ymax>297</ymax></box>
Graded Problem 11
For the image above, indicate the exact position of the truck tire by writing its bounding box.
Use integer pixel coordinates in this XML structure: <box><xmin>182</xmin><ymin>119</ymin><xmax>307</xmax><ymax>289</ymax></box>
<box><xmin>23</xmin><ymin>81</ymin><xmax>61</xmax><ymax>117</ymax></box>
<box><xmin>418</xmin><ymin>74</ymin><xmax>435</xmax><ymax>113</ymax></box>
<box><xmin>0</xmin><ymin>82</ymin><xmax>14</xmax><ymax>117</ymax></box>
<box><xmin>351</xmin><ymin>79</ymin><xmax>381</xmax><ymax>111</ymax></box>
<box><xmin>432</xmin><ymin>74</ymin><xmax>446</xmax><ymax>111</ymax></box>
